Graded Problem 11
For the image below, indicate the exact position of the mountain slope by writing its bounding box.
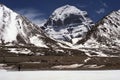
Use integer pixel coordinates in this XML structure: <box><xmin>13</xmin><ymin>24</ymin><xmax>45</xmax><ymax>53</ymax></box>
<box><xmin>84</xmin><ymin>10</ymin><xmax>120</xmax><ymax>48</ymax></box>
<box><xmin>0</xmin><ymin>4</ymin><xmax>88</xmax><ymax>56</ymax></box>
<box><xmin>70</xmin><ymin>10</ymin><xmax>120</xmax><ymax>57</ymax></box>
<box><xmin>41</xmin><ymin>5</ymin><xmax>94</xmax><ymax>44</ymax></box>
<box><xmin>0</xmin><ymin>4</ymin><xmax>59</xmax><ymax>48</ymax></box>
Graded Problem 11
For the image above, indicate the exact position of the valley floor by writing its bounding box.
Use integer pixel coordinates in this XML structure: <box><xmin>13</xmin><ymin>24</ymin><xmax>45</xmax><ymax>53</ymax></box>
<box><xmin>1</xmin><ymin>46</ymin><xmax>120</xmax><ymax>70</ymax></box>
<box><xmin>0</xmin><ymin>55</ymin><xmax>120</xmax><ymax>70</ymax></box>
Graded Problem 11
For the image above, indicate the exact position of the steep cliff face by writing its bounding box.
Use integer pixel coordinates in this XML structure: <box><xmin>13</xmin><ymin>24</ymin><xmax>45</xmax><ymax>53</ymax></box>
<box><xmin>42</xmin><ymin>5</ymin><xmax>94</xmax><ymax>44</ymax></box>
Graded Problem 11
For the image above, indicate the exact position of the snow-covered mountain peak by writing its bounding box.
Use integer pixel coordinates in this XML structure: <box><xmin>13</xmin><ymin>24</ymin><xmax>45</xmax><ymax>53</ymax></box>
<box><xmin>51</xmin><ymin>5</ymin><xmax>87</xmax><ymax>22</ymax></box>
<box><xmin>0</xmin><ymin>3</ymin><xmax>16</xmax><ymax>14</ymax></box>
<box><xmin>42</xmin><ymin>5</ymin><xmax>94</xmax><ymax>44</ymax></box>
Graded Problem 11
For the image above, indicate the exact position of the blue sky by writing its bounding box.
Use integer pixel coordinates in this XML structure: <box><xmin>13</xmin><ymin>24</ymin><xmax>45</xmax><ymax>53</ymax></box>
<box><xmin>0</xmin><ymin>0</ymin><xmax>120</xmax><ymax>25</ymax></box>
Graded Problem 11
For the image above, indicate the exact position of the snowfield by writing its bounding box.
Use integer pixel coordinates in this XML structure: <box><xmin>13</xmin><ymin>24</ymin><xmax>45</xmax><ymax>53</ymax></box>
<box><xmin>0</xmin><ymin>70</ymin><xmax>120</xmax><ymax>80</ymax></box>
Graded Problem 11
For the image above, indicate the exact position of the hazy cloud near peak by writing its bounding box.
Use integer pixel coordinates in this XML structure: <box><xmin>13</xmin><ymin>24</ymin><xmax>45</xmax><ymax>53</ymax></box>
<box><xmin>96</xmin><ymin>8</ymin><xmax>105</xmax><ymax>14</ymax></box>
<box><xmin>103</xmin><ymin>3</ymin><xmax>108</xmax><ymax>7</ymax></box>
<box><xmin>15</xmin><ymin>8</ymin><xmax>47</xmax><ymax>26</ymax></box>
<box><xmin>98</xmin><ymin>0</ymin><xmax>108</xmax><ymax>8</ymax></box>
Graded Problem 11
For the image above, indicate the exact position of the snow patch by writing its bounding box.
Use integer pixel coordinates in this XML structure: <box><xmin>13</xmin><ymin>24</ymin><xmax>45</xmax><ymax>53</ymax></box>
<box><xmin>84</xmin><ymin>57</ymin><xmax>91</xmax><ymax>63</ymax></box>
<box><xmin>72</xmin><ymin>38</ymin><xmax>82</xmax><ymax>44</ymax></box>
<box><xmin>0</xmin><ymin>63</ymin><xmax>13</xmax><ymax>71</ymax></box>
<box><xmin>51</xmin><ymin>64</ymin><xmax>84</xmax><ymax>69</ymax></box>
<box><xmin>84</xmin><ymin>65</ymin><xmax>105</xmax><ymax>69</ymax></box>
<box><xmin>9</xmin><ymin>48</ymin><xmax>31</xmax><ymax>54</ymax></box>
<box><xmin>30</xmin><ymin>35</ymin><xmax>48</xmax><ymax>48</ymax></box>
<box><xmin>21</xmin><ymin>62</ymin><xmax>41</xmax><ymax>64</ymax></box>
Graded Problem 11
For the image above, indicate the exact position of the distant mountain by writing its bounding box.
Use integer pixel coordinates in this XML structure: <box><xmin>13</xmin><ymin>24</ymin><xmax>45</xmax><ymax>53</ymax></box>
<box><xmin>41</xmin><ymin>5</ymin><xmax>94</xmax><ymax>44</ymax></box>
<box><xmin>67</xmin><ymin>10</ymin><xmax>120</xmax><ymax>57</ymax></box>
<box><xmin>83</xmin><ymin>10</ymin><xmax>120</xmax><ymax>48</ymax></box>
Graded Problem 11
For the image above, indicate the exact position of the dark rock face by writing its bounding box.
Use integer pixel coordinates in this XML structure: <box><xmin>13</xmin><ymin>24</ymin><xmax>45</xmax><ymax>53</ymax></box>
<box><xmin>46</xmin><ymin>14</ymin><xmax>86</xmax><ymax>27</ymax></box>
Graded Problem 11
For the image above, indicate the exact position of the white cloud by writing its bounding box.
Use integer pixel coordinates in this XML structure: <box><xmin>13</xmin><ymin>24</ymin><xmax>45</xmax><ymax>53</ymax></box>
<box><xmin>103</xmin><ymin>3</ymin><xmax>108</xmax><ymax>7</ymax></box>
<box><xmin>96</xmin><ymin>8</ymin><xmax>105</xmax><ymax>14</ymax></box>
<box><xmin>15</xmin><ymin>8</ymin><xmax>46</xmax><ymax>26</ymax></box>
